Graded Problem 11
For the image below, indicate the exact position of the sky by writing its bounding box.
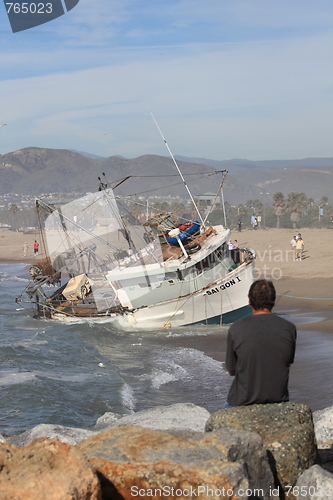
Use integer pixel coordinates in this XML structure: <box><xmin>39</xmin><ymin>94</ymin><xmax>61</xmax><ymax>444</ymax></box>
<box><xmin>1</xmin><ymin>0</ymin><xmax>333</xmax><ymax>161</ymax></box>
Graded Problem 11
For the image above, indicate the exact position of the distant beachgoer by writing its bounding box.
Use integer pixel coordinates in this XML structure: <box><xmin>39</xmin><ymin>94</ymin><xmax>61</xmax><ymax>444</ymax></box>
<box><xmin>238</xmin><ymin>220</ymin><xmax>242</xmax><ymax>232</ymax></box>
<box><xmin>296</xmin><ymin>237</ymin><xmax>304</xmax><ymax>261</ymax></box>
<box><xmin>290</xmin><ymin>236</ymin><xmax>297</xmax><ymax>259</ymax></box>
<box><xmin>251</xmin><ymin>214</ymin><xmax>256</xmax><ymax>230</ymax></box>
<box><xmin>33</xmin><ymin>240</ymin><xmax>39</xmax><ymax>255</ymax></box>
<box><xmin>254</xmin><ymin>217</ymin><xmax>258</xmax><ymax>230</ymax></box>
<box><xmin>23</xmin><ymin>242</ymin><xmax>28</xmax><ymax>257</ymax></box>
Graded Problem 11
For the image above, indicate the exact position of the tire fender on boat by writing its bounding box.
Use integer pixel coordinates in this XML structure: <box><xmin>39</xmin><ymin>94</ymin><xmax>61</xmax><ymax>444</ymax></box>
<box><xmin>186</xmin><ymin>243</ymin><xmax>201</xmax><ymax>255</ymax></box>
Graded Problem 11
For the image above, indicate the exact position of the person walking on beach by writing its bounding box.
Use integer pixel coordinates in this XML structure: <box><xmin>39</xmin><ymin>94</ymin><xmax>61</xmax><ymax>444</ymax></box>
<box><xmin>296</xmin><ymin>236</ymin><xmax>304</xmax><ymax>261</ymax></box>
<box><xmin>251</xmin><ymin>214</ymin><xmax>256</xmax><ymax>230</ymax></box>
<box><xmin>237</xmin><ymin>220</ymin><xmax>242</xmax><ymax>232</ymax></box>
<box><xmin>290</xmin><ymin>235</ymin><xmax>297</xmax><ymax>260</ymax></box>
<box><xmin>23</xmin><ymin>242</ymin><xmax>28</xmax><ymax>257</ymax></box>
<box><xmin>33</xmin><ymin>240</ymin><xmax>39</xmax><ymax>256</ymax></box>
<box><xmin>225</xmin><ymin>279</ymin><xmax>297</xmax><ymax>407</ymax></box>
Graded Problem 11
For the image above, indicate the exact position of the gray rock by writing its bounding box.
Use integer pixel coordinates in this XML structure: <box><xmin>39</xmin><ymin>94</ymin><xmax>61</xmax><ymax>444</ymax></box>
<box><xmin>313</xmin><ymin>406</ymin><xmax>333</xmax><ymax>442</ymax></box>
<box><xmin>9</xmin><ymin>404</ymin><xmax>210</xmax><ymax>446</ymax></box>
<box><xmin>9</xmin><ymin>423</ymin><xmax>98</xmax><ymax>446</ymax></box>
<box><xmin>296</xmin><ymin>465</ymin><xmax>333</xmax><ymax>500</ymax></box>
<box><xmin>78</xmin><ymin>425</ymin><xmax>274</xmax><ymax>499</ymax></box>
<box><xmin>313</xmin><ymin>406</ymin><xmax>333</xmax><ymax>471</ymax></box>
<box><xmin>91</xmin><ymin>411</ymin><xmax>123</xmax><ymax>432</ymax></box>
<box><xmin>109</xmin><ymin>403</ymin><xmax>211</xmax><ymax>432</ymax></box>
<box><xmin>205</xmin><ymin>402</ymin><xmax>317</xmax><ymax>499</ymax></box>
<box><xmin>0</xmin><ymin>433</ymin><xmax>7</xmax><ymax>443</ymax></box>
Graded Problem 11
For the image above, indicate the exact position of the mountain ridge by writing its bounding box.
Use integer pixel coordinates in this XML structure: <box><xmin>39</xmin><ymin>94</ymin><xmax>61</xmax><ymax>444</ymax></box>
<box><xmin>1</xmin><ymin>147</ymin><xmax>333</xmax><ymax>204</ymax></box>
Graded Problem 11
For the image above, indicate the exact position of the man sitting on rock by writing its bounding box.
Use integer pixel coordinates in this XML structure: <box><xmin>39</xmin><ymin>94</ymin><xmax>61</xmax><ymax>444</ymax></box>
<box><xmin>225</xmin><ymin>279</ymin><xmax>297</xmax><ymax>407</ymax></box>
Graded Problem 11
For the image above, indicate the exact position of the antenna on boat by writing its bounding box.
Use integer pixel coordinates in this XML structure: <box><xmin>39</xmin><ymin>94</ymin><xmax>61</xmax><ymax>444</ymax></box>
<box><xmin>203</xmin><ymin>170</ymin><xmax>228</xmax><ymax>226</ymax></box>
<box><xmin>151</xmin><ymin>113</ymin><xmax>206</xmax><ymax>230</ymax></box>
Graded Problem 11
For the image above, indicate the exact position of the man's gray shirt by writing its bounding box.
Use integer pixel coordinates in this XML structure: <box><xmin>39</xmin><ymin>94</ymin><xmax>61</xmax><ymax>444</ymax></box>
<box><xmin>226</xmin><ymin>313</ymin><xmax>297</xmax><ymax>406</ymax></box>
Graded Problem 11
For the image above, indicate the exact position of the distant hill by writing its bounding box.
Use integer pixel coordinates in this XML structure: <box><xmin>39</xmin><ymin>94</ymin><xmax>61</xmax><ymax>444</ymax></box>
<box><xmin>175</xmin><ymin>154</ymin><xmax>333</xmax><ymax>172</ymax></box>
<box><xmin>68</xmin><ymin>149</ymin><xmax>107</xmax><ymax>161</ymax></box>
<box><xmin>0</xmin><ymin>147</ymin><xmax>260</xmax><ymax>203</ymax></box>
<box><xmin>1</xmin><ymin>147</ymin><xmax>333</xmax><ymax>205</ymax></box>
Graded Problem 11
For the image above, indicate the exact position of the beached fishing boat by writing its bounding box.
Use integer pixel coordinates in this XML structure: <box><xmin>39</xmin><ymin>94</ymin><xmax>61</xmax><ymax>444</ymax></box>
<box><xmin>16</xmin><ymin>179</ymin><xmax>255</xmax><ymax>329</ymax></box>
<box><xmin>16</xmin><ymin>124</ymin><xmax>255</xmax><ymax>329</ymax></box>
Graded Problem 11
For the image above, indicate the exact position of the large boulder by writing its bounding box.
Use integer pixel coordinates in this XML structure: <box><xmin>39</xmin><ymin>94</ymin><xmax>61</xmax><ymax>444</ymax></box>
<box><xmin>77</xmin><ymin>424</ymin><xmax>274</xmax><ymax>499</ymax></box>
<box><xmin>296</xmin><ymin>465</ymin><xmax>333</xmax><ymax>500</ymax></box>
<box><xmin>313</xmin><ymin>406</ymin><xmax>333</xmax><ymax>474</ymax></box>
<box><xmin>205</xmin><ymin>402</ymin><xmax>317</xmax><ymax>499</ymax></box>
<box><xmin>0</xmin><ymin>438</ymin><xmax>101</xmax><ymax>500</ymax></box>
<box><xmin>8</xmin><ymin>404</ymin><xmax>211</xmax><ymax>448</ymax></box>
<box><xmin>313</xmin><ymin>405</ymin><xmax>333</xmax><ymax>442</ymax></box>
<box><xmin>92</xmin><ymin>403</ymin><xmax>211</xmax><ymax>433</ymax></box>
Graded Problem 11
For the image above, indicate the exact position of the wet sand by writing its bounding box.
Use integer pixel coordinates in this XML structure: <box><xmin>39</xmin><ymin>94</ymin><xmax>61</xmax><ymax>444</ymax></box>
<box><xmin>234</xmin><ymin>227</ymin><xmax>333</xmax><ymax>333</ymax></box>
<box><xmin>0</xmin><ymin>228</ymin><xmax>40</xmax><ymax>265</ymax></box>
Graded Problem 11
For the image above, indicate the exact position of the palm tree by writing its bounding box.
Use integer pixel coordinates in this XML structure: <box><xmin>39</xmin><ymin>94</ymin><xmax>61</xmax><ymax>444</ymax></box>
<box><xmin>286</xmin><ymin>192</ymin><xmax>308</xmax><ymax>228</ymax></box>
<box><xmin>130</xmin><ymin>202</ymin><xmax>144</xmax><ymax>224</ymax></box>
<box><xmin>8</xmin><ymin>203</ymin><xmax>18</xmax><ymax>230</ymax></box>
<box><xmin>272</xmin><ymin>192</ymin><xmax>285</xmax><ymax>228</ymax></box>
<box><xmin>152</xmin><ymin>201</ymin><xmax>169</xmax><ymax>214</ymax></box>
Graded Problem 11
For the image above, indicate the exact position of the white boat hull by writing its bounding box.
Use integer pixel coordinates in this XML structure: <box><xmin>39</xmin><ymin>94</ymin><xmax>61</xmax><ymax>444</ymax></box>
<box><xmin>111</xmin><ymin>259</ymin><xmax>254</xmax><ymax>329</ymax></box>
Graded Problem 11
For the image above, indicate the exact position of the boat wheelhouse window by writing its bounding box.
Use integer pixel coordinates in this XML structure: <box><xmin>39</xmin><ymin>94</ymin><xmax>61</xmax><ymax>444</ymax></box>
<box><xmin>194</xmin><ymin>244</ymin><xmax>228</xmax><ymax>274</ymax></box>
<box><xmin>214</xmin><ymin>243</ymin><xmax>227</xmax><ymax>261</ymax></box>
<box><xmin>195</xmin><ymin>251</ymin><xmax>216</xmax><ymax>273</ymax></box>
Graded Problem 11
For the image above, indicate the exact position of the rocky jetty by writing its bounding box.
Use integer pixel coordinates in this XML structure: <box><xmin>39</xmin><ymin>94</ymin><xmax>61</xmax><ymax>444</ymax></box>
<box><xmin>205</xmin><ymin>402</ymin><xmax>317</xmax><ymax>498</ymax></box>
<box><xmin>0</xmin><ymin>402</ymin><xmax>332</xmax><ymax>499</ymax></box>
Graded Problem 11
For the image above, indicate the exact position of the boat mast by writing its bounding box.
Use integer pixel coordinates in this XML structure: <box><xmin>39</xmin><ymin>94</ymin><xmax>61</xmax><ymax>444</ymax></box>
<box><xmin>203</xmin><ymin>170</ymin><xmax>228</xmax><ymax>225</ymax></box>
<box><xmin>151</xmin><ymin>113</ymin><xmax>206</xmax><ymax>230</ymax></box>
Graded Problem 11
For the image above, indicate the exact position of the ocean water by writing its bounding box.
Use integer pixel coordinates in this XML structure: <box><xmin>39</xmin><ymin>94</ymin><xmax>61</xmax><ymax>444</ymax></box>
<box><xmin>1</xmin><ymin>263</ymin><xmax>332</xmax><ymax>437</ymax></box>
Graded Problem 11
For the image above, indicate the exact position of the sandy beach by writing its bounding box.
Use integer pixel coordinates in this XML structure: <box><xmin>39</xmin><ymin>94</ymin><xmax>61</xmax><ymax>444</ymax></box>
<box><xmin>1</xmin><ymin>226</ymin><xmax>333</xmax><ymax>331</ymax></box>
<box><xmin>234</xmin><ymin>227</ymin><xmax>333</xmax><ymax>333</ymax></box>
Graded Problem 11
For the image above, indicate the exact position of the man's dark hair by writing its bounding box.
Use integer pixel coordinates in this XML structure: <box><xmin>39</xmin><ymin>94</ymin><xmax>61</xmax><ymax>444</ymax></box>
<box><xmin>248</xmin><ymin>279</ymin><xmax>276</xmax><ymax>311</ymax></box>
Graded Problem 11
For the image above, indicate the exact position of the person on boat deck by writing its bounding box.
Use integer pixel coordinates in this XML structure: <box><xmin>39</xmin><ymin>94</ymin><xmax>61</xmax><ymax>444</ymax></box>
<box><xmin>225</xmin><ymin>279</ymin><xmax>297</xmax><ymax>407</ymax></box>
<box><xmin>227</xmin><ymin>240</ymin><xmax>234</xmax><ymax>250</ymax></box>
